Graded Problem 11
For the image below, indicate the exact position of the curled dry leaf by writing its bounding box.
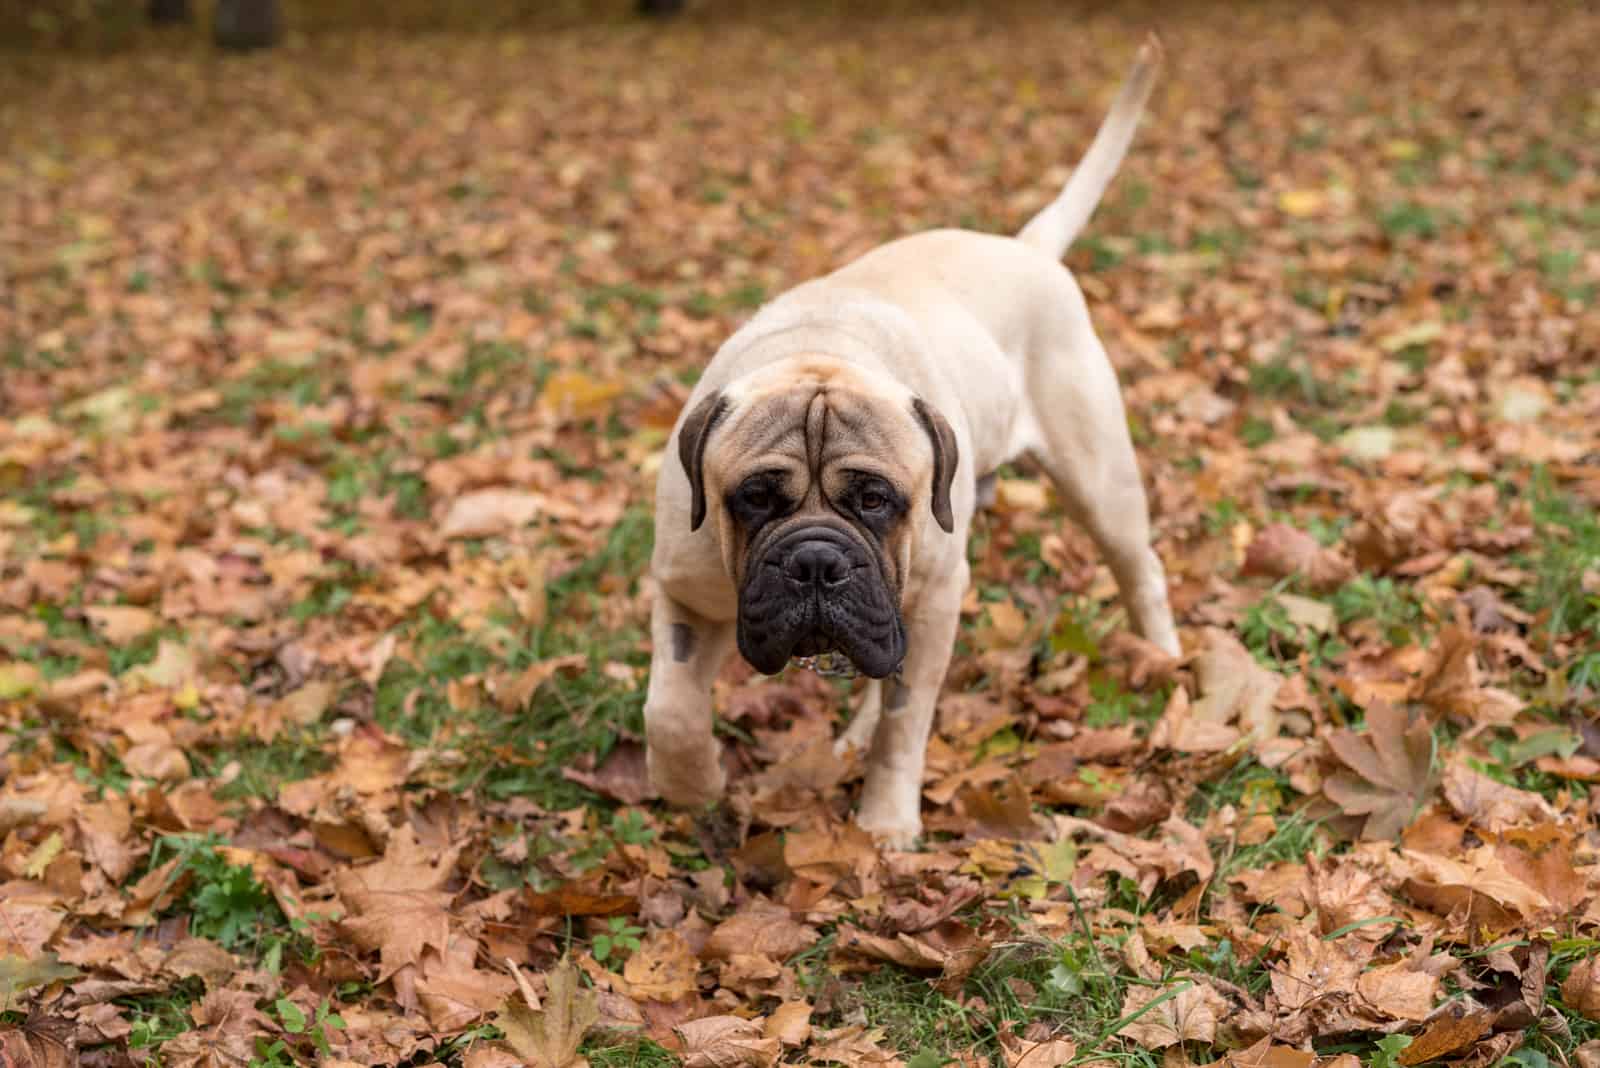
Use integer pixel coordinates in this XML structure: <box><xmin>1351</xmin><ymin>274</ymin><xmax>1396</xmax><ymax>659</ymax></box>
<box><xmin>1561</xmin><ymin>955</ymin><xmax>1600</xmax><ymax>1021</ymax></box>
<box><xmin>620</xmin><ymin>929</ymin><xmax>699</xmax><ymax>1002</ymax></box>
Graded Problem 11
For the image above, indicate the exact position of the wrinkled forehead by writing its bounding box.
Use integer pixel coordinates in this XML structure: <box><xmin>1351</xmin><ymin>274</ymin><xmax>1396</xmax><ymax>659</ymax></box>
<box><xmin>718</xmin><ymin>361</ymin><xmax>920</xmax><ymax>477</ymax></box>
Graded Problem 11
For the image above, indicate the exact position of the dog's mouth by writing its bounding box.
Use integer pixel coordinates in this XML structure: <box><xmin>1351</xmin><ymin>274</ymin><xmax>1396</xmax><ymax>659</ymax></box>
<box><xmin>736</xmin><ymin>523</ymin><xmax>904</xmax><ymax>679</ymax></box>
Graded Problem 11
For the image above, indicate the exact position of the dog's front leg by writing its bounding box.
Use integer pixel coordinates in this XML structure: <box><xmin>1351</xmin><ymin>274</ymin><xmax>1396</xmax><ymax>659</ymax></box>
<box><xmin>855</xmin><ymin>567</ymin><xmax>966</xmax><ymax>848</ymax></box>
<box><xmin>644</xmin><ymin>592</ymin><xmax>735</xmax><ymax>807</ymax></box>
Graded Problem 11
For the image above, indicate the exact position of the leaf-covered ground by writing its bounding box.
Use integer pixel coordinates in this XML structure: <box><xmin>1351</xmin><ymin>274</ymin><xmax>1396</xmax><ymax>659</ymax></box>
<box><xmin>3</xmin><ymin>3</ymin><xmax>1600</xmax><ymax>1066</ymax></box>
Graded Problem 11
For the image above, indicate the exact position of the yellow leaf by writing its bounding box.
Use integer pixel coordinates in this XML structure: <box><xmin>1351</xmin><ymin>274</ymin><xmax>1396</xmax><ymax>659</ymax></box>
<box><xmin>24</xmin><ymin>832</ymin><xmax>63</xmax><ymax>879</ymax></box>
<box><xmin>540</xmin><ymin>370</ymin><xmax>625</xmax><ymax>423</ymax></box>
<box><xmin>1277</xmin><ymin>189</ymin><xmax>1326</xmax><ymax>218</ymax></box>
<box><xmin>1383</xmin><ymin>139</ymin><xmax>1421</xmax><ymax>161</ymax></box>
<box><xmin>0</xmin><ymin>662</ymin><xmax>42</xmax><ymax>700</ymax></box>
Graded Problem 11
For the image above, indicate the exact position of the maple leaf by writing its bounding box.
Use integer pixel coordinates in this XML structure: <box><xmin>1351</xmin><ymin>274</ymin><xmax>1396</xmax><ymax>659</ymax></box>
<box><xmin>0</xmin><ymin>1008</ymin><xmax>75</xmax><ymax>1068</ymax></box>
<box><xmin>334</xmin><ymin>825</ymin><xmax>462</xmax><ymax>982</ymax></box>
<box><xmin>497</xmin><ymin>956</ymin><xmax>599</xmax><ymax>1068</ymax></box>
<box><xmin>1240</xmin><ymin>523</ymin><xmax>1354</xmax><ymax>591</ymax></box>
<box><xmin>1322</xmin><ymin>702</ymin><xmax>1436</xmax><ymax>840</ymax></box>
<box><xmin>620</xmin><ymin>928</ymin><xmax>699</xmax><ymax>1002</ymax></box>
<box><xmin>674</xmin><ymin>1015</ymin><xmax>781</xmax><ymax>1068</ymax></box>
<box><xmin>1116</xmin><ymin>980</ymin><xmax>1231</xmax><ymax>1049</ymax></box>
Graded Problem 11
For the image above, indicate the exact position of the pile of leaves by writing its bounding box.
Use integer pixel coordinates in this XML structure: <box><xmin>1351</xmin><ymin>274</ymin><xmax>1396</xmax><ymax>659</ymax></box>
<box><xmin>2</xmin><ymin>2</ymin><xmax>1599</xmax><ymax>1066</ymax></box>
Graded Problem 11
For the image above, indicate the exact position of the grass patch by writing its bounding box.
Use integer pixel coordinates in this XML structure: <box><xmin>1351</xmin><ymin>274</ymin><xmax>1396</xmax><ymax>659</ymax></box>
<box><xmin>1521</xmin><ymin>476</ymin><xmax>1600</xmax><ymax>646</ymax></box>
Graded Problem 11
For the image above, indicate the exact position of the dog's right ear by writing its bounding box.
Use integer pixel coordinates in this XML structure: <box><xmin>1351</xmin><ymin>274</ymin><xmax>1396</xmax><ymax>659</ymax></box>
<box><xmin>678</xmin><ymin>390</ymin><xmax>729</xmax><ymax>531</ymax></box>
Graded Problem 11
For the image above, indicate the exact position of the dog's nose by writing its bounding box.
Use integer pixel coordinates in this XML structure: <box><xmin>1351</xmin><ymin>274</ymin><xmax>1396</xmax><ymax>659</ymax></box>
<box><xmin>785</xmin><ymin>540</ymin><xmax>851</xmax><ymax>588</ymax></box>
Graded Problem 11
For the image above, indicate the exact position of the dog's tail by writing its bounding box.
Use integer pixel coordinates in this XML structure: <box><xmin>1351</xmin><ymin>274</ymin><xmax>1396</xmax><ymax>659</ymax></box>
<box><xmin>1016</xmin><ymin>34</ymin><xmax>1162</xmax><ymax>260</ymax></box>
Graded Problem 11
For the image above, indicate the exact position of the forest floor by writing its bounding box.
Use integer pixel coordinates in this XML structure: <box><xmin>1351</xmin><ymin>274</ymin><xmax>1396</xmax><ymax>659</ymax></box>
<box><xmin>2</xmin><ymin>2</ymin><xmax>1599</xmax><ymax>1066</ymax></box>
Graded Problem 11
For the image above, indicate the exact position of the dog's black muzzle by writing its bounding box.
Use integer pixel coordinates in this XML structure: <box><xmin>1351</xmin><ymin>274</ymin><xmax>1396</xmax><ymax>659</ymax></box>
<box><xmin>736</xmin><ymin>522</ymin><xmax>905</xmax><ymax>678</ymax></box>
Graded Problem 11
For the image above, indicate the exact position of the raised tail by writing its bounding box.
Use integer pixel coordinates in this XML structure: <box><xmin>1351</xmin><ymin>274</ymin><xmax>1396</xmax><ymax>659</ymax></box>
<box><xmin>1016</xmin><ymin>34</ymin><xmax>1162</xmax><ymax>260</ymax></box>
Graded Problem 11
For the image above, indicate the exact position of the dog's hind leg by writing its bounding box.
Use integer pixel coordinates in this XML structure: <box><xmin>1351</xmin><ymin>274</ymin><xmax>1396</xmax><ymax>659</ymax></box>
<box><xmin>1024</xmin><ymin>298</ymin><xmax>1180</xmax><ymax>656</ymax></box>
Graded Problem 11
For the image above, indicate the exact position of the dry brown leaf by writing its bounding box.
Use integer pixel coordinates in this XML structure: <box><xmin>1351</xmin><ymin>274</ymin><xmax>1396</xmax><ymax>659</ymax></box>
<box><xmin>703</xmin><ymin>903</ymin><xmax>818</xmax><ymax>962</ymax></box>
<box><xmin>764</xmin><ymin>1001</ymin><xmax>812</xmax><ymax>1047</ymax></box>
<box><xmin>1354</xmin><ymin>960</ymin><xmax>1439</xmax><ymax>1022</ymax></box>
<box><xmin>1224</xmin><ymin>1038</ymin><xmax>1317</xmax><ymax>1068</ymax></box>
<box><xmin>1116</xmin><ymin>981</ymin><xmax>1230</xmax><ymax>1049</ymax></box>
<box><xmin>1396</xmin><ymin>1013</ymin><xmax>1494</xmax><ymax>1065</ymax></box>
<box><xmin>997</xmin><ymin>1030</ymin><xmax>1076</xmax><ymax>1068</ymax></box>
<box><xmin>1190</xmin><ymin>628</ymin><xmax>1280</xmax><ymax>741</ymax></box>
<box><xmin>674</xmin><ymin>1015</ymin><xmax>781</xmax><ymax>1068</ymax></box>
<box><xmin>83</xmin><ymin>604</ymin><xmax>161</xmax><ymax>643</ymax></box>
<box><xmin>335</xmin><ymin>826</ymin><xmax>463</xmax><ymax>981</ymax></box>
<box><xmin>561</xmin><ymin>742</ymin><xmax>658</xmax><ymax>804</ymax></box>
<box><xmin>1562</xmin><ymin>954</ymin><xmax>1600</xmax><ymax>1020</ymax></box>
<box><xmin>442</xmin><ymin>489</ymin><xmax>542</xmax><ymax>540</ymax></box>
<box><xmin>808</xmin><ymin>1024</ymin><xmax>905</xmax><ymax>1068</ymax></box>
<box><xmin>1240</xmin><ymin>523</ymin><xmax>1354</xmax><ymax>592</ymax></box>
<box><xmin>497</xmin><ymin>957</ymin><xmax>599</xmax><ymax>1068</ymax></box>
<box><xmin>621</xmin><ymin>928</ymin><xmax>699</xmax><ymax>1002</ymax></box>
<box><xmin>1323</xmin><ymin>702</ymin><xmax>1435</xmax><ymax>840</ymax></box>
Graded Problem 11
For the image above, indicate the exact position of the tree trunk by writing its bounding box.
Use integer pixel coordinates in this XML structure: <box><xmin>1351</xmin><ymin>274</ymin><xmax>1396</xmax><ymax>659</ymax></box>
<box><xmin>148</xmin><ymin>0</ymin><xmax>191</xmax><ymax>25</ymax></box>
<box><xmin>214</xmin><ymin>0</ymin><xmax>282</xmax><ymax>50</ymax></box>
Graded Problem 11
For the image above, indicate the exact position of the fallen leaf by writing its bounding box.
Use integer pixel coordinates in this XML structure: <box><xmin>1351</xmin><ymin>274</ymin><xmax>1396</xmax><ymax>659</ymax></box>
<box><xmin>497</xmin><ymin>957</ymin><xmax>599</xmax><ymax>1068</ymax></box>
<box><xmin>1323</xmin><ymin>703</ymin><xmax>1435</xmax><ymax>840</ymax></box>
<box><xmin>83</xmin><ymin>604</ymin><xmax>160</xmax><ymax>643</ymax></box>
<box><xmin>1240</xmin><ymin>524</ymin><xmax>1354</xmax><ymax>592</ymax></box>
<box><xmin>674</xmin><ymin>1015</ymin><xmax>781</xmax><ymax>1068</ymax></box>
<box><xmin>442</xmin><ymin>489</ymin><xmax>542</xmax><ymax>539</ymax></box>
<box><xmin>1396</xmin><ymin>1013</ymin><xmax>1494</xmax><ymax>1065</ymax></box>
<box><xmin>764</xmin><ymin>1001</ymin><xmax>812</xmax><ymax>1046</ymax></box>
<box><xmin>1117</xmin><ymin>981</ymin><xmax>1230</xmax><ymax>1049</ymax></box>
<box><xmin>335</xmin><ymin>826</ymin><xmax>463</xmax><ymax>981</ymax></box>
<box><xmin>1562</xmin><ymin>954</ymin><xmax>1600</xmax><ymax>1020</ymax></box>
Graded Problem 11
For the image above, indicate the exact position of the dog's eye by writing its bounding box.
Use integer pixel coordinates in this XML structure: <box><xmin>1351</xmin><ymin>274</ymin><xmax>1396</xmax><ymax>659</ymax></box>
<box><xmin>743</xmin><ymin>486</ymin><xmax>773</xmax><ymax>511</ymax></box>
<box><xmin>859</xmin><ymin>491</ymin><xmax>887</xmax><ymax>512</ymax></box>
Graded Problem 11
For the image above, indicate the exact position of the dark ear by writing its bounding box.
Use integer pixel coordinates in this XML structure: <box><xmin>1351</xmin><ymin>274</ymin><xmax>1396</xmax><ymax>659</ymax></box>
<box><xmin>678</xmin><ymin>390</ymin><xmax>729</xmax><ymax>531</ymax></box>
<box><xmin>911</xmin><ymin>397</ymin><xmax>958</xmax><ymax>534</ymax></box>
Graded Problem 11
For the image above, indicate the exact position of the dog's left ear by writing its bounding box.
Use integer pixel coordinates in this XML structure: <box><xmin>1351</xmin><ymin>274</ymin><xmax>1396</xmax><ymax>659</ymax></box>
<box><xmin>911</xmin><ymin>397</ymin><xmax>958</xmax><ymax>534</ymax></box>
<box><xmin>678</xmin><ymin>390</ymin><xmax>729</xmax><ymax>531</ymax></box>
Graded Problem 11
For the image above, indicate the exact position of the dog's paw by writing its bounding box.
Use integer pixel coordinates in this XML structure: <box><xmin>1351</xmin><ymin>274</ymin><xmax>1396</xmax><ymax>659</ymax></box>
<box><xmin>832</xmin><ymin>730</ymin><xmax>873</xmax><ymax>759</ymax></box>
<box><xmin>646</xmin><ymin>745</ymin><xmax>727</xmax><ymax>808</ymax></box>
<box><xmin>855</xmin><ymin>811</ymin><xmax>921</xmax><ymax>851</ymax></box>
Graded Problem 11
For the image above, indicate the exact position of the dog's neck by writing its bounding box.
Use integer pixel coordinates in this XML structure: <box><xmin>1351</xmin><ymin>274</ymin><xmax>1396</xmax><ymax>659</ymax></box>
<box><xmin>732</xmin><ymin>291</ymin><xmax>918</xmax><ymax>372</ymax></box>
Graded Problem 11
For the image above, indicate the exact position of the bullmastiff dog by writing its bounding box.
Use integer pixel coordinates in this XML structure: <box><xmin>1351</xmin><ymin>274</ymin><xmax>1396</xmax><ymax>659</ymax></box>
<box><xmin>644</xmin><ymin>38</ymin><xmax>1179</xmax><ymax>846</ymax></box>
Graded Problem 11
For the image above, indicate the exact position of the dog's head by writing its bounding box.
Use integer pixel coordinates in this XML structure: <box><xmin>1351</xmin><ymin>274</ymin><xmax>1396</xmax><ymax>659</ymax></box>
<box><xmin>676</xmin><ymin>356</ymin><xmax>958</xmax><ymax>678</ymax></box>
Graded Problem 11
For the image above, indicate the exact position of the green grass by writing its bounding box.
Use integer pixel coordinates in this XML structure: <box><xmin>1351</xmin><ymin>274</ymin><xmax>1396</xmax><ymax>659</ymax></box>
<box><xmin>1521</xmin><ymin>476</ymin><xmax>1600</xmax><ymax>648</ymax></box>
<box><xmin>1331</xmin><ymin>575</ymin><xmax>1426</xmax><ymax>645</ymax></box>
<box><xmin>201</xmin><ymin>729</ymin><xmax>335</xmax><ymax>801</ymax></box>
<box><xmin>369</xmin><ymin>506</ymin><xmax>656</xmax><ymax>811</ymax></box>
